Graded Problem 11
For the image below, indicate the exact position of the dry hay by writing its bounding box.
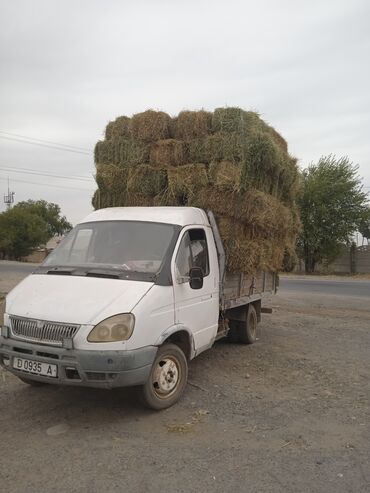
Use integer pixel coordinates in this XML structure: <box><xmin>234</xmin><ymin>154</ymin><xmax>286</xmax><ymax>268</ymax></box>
<box><xmin>93</xmin><ymin>106</ymin><xmax>299</xmax><ymax>274</ymax></box>
<box><xmin>193</xmin><ymin>187</ymin><xmax>293</xmax><ymax>239</ymax></box>
<box><xmin>150</xmin><ymin>139</ymin><xmax>187</xmax><ymax>167</ymax></box>
<box><xmin>126</xmin><ymin>165</ymin><xmax>167</xmax><ymax>197</ymax></box>
<box><xmin>166</xmin><ymin>164</ymin><xmax>209</xmax><ymax>204</ymax></box>
<box><xmin>131</xmin><ymin>110</ymin><xmax>172</xmax><ymax>142</ymax></box>
<box><xmin>95</xmin><ymin>164</ymin><xmax>127</xmax><ymax>192</ymax></box>
<box><xmin>119</xmin><ymin>140</ymin><xmax>150</xmax><ymax>166</ymax></box>
<box><xmin>94</xmin><ymin>140</ymin><xmax>112</xmax><ymax>165</ymax></box>
<box><xmin>91</xmin><ymin>189</ymin><xmax>126</xmax><ymax>209</ymax></box>
<box><xmin>267</xmin><ymin>125</ymin><xmax>288</xmax><ymax>153</ymax></box>
<box><xmin>241</xmin><ymin>131</ymin><xmax>284</xmax><ymax>194</ymax></box>
<box><xmin>208</xmin><ymin>161</ymin><xmax>241</xmax><ymax>192</ymax></box>
<box><xmin>276</xmin><ymin>156</ymin><xmax>301</xmax><ymax>203</ymax></box>
<box><xmin>188</xmin><ymin>133</ymin><xmax>247</xmax><ymax>164</ymax></box>
<box><xmin>212</xmin><ymin>107</ymin><xmax>246</xmax><ymax>133</ymax></box>
<box><xmin>94</xmin><ymin>140</ymin><xmax>150</xmax><ymax>166</ymax></box>
<box><xmin>174</xmin><ymin>110</ymin><xmax>212</xmax><ymax>140</ymax></box>
<box><xmin>105</xmin><ymin>116</ymin><xmax>131</xmax><ymax>140</ymax></box>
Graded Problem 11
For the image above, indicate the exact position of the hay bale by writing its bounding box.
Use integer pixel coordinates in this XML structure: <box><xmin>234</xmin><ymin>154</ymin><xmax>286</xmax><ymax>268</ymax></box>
<box><xmin>93</xmin><ymin>106</ymin><xmax>300</xmax><ymax>274</ymax></box>
<box><xmin>209</xmin><ymin>161</ymin><xmax>242</xmax><ymax>191</ymax></box>
<box><xmin>212</xmin><ymin>107</ymin><xmax>246</xmax><ymax>133</ymax></box>
<box><xmin>95</xmin><ymin>164</ymin><xmax>127</xmax><ymax>194</ymax></box>
<box><xmin>105</xmin><ymin>116</ymin><xmax>131</xmax><ymax>140</ymax></box>
<box><xmin>240</xmin><ymin>131</ymin><xmax>282</xmax><ymax>193</ymax></box>
<box><xmin>267</xmin><ymin>125</ymin><xmax>288</xmax><ymax>153</ymax></box>
<box><xmin>94</xmin><ymin>141</ymin><xmax>111</xmax><ymax>165</ymax></box>
<box><xmin>193</xmin><ymin>187</ymin><xmax>292</xmax><ymax>237</ymax></box>
<box><xmin>126</xmin><ymin>165</ymin><xmax>167</xmax><ymax>197</ymax></box>
<box><xmin>119</xmin><ymin>139</ymin><xmax>150</xmax><ymax>166</ymax></box>
<box><xmin>215</xmin><ymin>215</ymin><xmax>246</xmax><ymax>239</ymax></box>
<box><xmin>188</xmin><ymin>138</ymin><xmax>207</xmax><ymax>163</ymax></box>
<box><xmin>92</xmin><ymin>189</ymin><xmax>126</xmax><ymax>209</ymax></box>
<box><xmin>131</xmin><ymin>110</ymin><xmax>172</xmax><ymax>142</ymax></box>
<box><xmin>167</xmin><ymin>164</ymin><xmax>209</xmax><ymax>204</ymax></box>
<box><xmin>150</xmin><ymin>139</ymin><xmax>187</xmax><ymax>167</ymax></box>
<box><xmin>188</xmin><ymin>133</ymin><xmax>247</xmax><ymax>164</ymax></box>
<box><xmin>277</xmin><ymin>156</ymin><xmax>301</xmax><ymax>203</ymax></box>
<box><xmin>174</xmin><ymin>110</ymin><xmax>212</xmax><ymax>140</ymax></box>
<box><xmin>223</xmin><ymin>238</ymin><xmax>261</xmax><ymax>274</ymax></box>
<box><xmin>123</xmin><ymin>194</ymin><xmax>155</xmax><ymax>207</ymax></box>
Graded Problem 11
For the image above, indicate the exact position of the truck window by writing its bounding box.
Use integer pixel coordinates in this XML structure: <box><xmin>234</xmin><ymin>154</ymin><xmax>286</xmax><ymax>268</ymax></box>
<box><xmin>176</xmin><ymin>229</ymin><xmax>209</xmax><ymax>278</ymax></box>
<box><xmin>69</xmin><ymin>229</ymin><xmax>93</xmax><ymax>264</ymax></box>
<box><xmin>44</xmin><ymin>220</ymin><xmax>177</xmax><ymax>275</ymax></box>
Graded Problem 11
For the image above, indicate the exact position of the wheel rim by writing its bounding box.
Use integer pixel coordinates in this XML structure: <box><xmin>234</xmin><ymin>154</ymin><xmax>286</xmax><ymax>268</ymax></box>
<box><xmin>152</xmin><ymin>356</ymin><xmax>181</xmax><ymax>399</ymax></box>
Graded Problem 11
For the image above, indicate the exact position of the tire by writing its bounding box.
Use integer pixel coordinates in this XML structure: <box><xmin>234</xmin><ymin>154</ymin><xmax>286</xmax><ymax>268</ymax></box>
<box><xmin>18</xmin><ymin>376</ymin><xmax>46</xmax><ymax>387</ymax></box>
<box><xmin>140</xmin><ymin>343</ymin><xmax>188</xmax><ymax>410</ymax></box>
<box><xmin>240</xmin><ymin>305</ymin><xmax>258</xmax><ymax>344</ymax></box>
<box><xmin>227</xmin><ymin>323</ymin><xmax>241</xmax><ymax>343</ymax></box>
<box><xmin>228</xmin><ymin>305</ymin><xmax>258</xmax><ymax>345</ymax></box>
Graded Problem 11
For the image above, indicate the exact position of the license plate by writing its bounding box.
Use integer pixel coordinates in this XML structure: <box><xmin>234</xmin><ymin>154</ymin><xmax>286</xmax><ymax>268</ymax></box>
<box><xmin>13</xmin><ymin>357</ymin><xmax>58</xmax><ymax>378</ymax></box>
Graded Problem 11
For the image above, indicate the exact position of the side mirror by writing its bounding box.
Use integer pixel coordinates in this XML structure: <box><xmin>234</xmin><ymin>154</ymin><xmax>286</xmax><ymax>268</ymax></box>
<box><xmin>189</xmin><ymin>267</ymin><xmax>204</xmax><ymax>290</ymax></box>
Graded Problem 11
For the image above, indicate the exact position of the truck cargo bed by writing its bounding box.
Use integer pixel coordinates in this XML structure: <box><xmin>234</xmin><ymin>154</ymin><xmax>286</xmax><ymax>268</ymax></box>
<box><xmin>222</xmin><ymin>271</ymin><xmax>277</xmax><ymax>310</ymax></box>
<box><xmin>206</xmin><ymin>210</ymin><xmax>277</xmax><ymax>311</ymax></box>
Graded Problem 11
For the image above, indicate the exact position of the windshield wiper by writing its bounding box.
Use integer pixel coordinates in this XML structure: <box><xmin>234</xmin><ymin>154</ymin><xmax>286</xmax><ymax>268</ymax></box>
<box><xmin>85</xmin><ymin>270</ymin><xmax>120</xmax><ymax>279</ymax></box>
<box><xmin>46</xmin><ymin>267</ymin><xmax>75</xmax><ymax>276</ymax></box>
<box><xmin>36</xmin><ymin>265</ymin><xmax>157</xmax><ymax>282</ymax></box>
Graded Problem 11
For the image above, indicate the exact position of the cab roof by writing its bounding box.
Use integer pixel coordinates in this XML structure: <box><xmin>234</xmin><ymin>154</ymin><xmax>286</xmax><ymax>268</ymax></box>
<box><xmin>80</xmin><ymin>207</ymin><xmax>210</xmax><ymax>227</ymax></box>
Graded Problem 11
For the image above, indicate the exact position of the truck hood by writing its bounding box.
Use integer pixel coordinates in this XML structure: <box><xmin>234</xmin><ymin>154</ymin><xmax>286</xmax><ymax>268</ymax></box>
<box><xmin>5</xmin><ymin>274</ymin><xmax>154</xmax><ymax>325</ymax></box>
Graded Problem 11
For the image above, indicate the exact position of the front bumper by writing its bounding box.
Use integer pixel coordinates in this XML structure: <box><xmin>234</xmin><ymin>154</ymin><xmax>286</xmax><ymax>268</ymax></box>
<box><xmin>0</xmin><ymin>336</ymin><xmax>157</xmax><ymax>389</ymax></box>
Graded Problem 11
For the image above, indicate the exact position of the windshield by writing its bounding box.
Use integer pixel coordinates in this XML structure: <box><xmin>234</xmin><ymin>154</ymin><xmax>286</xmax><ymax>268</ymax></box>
<box><xmin>43</xmin><ymin>220</ymin><xmax>177</xmax><ymax>274</ymax></box>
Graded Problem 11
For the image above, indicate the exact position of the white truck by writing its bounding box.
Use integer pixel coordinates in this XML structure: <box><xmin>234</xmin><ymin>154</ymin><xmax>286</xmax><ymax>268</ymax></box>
<box><xmin>0</xmin><ymin>207</ymin><xmax>277</xmax><ymax>409</ymax></box>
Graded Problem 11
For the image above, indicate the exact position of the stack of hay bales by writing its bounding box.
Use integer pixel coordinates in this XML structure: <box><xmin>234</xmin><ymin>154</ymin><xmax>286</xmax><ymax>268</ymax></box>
<box><xmin>93</xmin><ymin>108</ymin><xmax>301</xmax><ymax>274</ymax></box>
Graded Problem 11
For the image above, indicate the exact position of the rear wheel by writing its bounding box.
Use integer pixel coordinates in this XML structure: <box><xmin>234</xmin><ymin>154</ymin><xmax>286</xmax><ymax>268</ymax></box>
<box><xmin>141</xmin><ymin>343</ymin><xmax>188</xmax><ymax>410</ymax></box>
<box><xmin>228</xmin><ymin>305</ymin><xmax>258</xmax><ymax>345</ymax></box>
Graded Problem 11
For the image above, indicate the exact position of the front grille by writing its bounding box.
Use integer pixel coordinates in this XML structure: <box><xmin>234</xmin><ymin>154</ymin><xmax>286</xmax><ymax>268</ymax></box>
<box><xmin>10</xmin><ymin>316</ymin><xmax>80</xmax><ymax>347</ymax></box>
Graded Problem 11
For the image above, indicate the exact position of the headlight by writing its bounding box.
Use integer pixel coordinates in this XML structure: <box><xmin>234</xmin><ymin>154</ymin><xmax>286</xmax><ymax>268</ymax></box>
<box><xmin>87</xmin><ymin>314</ymin><xmax>135</xmax><ymax>343</ymax></box>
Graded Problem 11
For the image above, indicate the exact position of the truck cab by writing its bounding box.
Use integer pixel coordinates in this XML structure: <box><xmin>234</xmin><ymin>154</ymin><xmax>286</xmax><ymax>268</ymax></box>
<box><xmin>1</xmin><ymin>207</ymin><xmax>225</xmax><ymax>409</ymax></box>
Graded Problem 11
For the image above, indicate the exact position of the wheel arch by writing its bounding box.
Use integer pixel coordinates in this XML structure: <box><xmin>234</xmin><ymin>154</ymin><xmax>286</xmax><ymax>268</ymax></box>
<box><xmin>154</xmin><ymin>325</ymin><xmax>195</xmax><ymax>360</ymax></box>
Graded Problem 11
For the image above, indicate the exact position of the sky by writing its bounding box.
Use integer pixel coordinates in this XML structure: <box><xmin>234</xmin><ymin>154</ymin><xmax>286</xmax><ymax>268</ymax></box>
<box><xmin>0</xmin><ymin>0</ymin><xmax>369</xmax><ymax>225</ymax></box>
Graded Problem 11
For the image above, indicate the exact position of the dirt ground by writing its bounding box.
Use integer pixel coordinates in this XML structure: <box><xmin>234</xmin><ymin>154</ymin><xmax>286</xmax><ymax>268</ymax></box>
<box><xmin>0</xmin><ymin>271</ymin><xmax>369</xmax><ymax>493</ymax></box>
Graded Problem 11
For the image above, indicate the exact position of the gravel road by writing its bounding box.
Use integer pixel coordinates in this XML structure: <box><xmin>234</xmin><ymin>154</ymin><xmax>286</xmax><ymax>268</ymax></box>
<box><xmin>0</xmin><ymin>265</ymin><xmax>369</xmax><ymax>492</ymax></box>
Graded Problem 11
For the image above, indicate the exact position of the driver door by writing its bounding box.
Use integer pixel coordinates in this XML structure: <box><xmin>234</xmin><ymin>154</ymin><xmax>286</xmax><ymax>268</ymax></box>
<box><xmin>172</xmin><ymin>227</ymin><xmax>219</xmax><ymax>354</ymax></box>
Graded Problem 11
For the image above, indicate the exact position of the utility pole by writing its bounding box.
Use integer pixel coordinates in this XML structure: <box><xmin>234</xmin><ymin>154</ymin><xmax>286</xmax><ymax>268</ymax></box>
<box><xmin>4</xmin><ymin>178</ymin><xmax>15</xmax><ymax>210</ymax></box>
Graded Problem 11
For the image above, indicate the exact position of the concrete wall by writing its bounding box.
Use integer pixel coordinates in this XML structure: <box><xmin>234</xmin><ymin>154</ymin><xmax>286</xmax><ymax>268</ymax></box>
<box><xmin>295</xmin><ymin>244</ymin><xmax>370</xmax><ymax>274</ymax></box>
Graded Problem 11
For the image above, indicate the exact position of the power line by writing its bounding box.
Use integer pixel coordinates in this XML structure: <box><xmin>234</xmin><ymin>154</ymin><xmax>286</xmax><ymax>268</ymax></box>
<box><xmin>0</xmin><ymin>135</ymin><xmax>92</xmax><ymax>155</ymax></box>
<box><xmin>0</xmin><ymin>176</ymin><xmax>95</xmax><ymax>192</ymax></box>
<box><xmin>0</xmin><ymin>130</ymin><xmax>92</xmax><ymax>152</ymax></box>
<box><xmin>0</xmin><ymin>165</ymin><xmax>95</xmax><ymax>182</ymax></box>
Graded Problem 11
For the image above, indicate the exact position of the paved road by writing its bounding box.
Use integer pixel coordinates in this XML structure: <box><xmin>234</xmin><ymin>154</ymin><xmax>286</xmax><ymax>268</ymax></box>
<box><xmin>0</xmin><ymin>261</ymin><xmax>39</xmax><ymax>294</ymax></box>
<box><xmin>280</xmin><ymin>276</ymin><xmax>370</xmax><ymax>298</ymax></box>
<box><xmin>0</xmin><ymin>260</ymin><xmax>38</xmax><ymax>275</ymax></box>
<box><xmin>1</xmin><ymin>264</ymin><xmax>370</xmax><ymax>492</ymax></box>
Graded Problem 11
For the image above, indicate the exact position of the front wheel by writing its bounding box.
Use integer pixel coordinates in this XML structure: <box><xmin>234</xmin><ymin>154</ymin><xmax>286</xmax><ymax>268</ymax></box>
<box><xmin>140</xmin><ymin>343</ymin><xmax>188</xmax><ymax>410</ymax></box>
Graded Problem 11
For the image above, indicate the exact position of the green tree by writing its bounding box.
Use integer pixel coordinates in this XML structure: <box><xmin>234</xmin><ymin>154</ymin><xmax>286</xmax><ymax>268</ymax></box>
<box><xmin>298</xmin><ymin>155</ymin><xmax>368</xmax><ymax>273</ymax></box>
<box><xmin>0</xmin><ymin>208</ymin><xmax>49</xmax><ymax>259</ymax></box>
<box><xmin>358</xmin><ymin>207</ymin><xmax>370</xmax><ymax>241</ymax></box>
<box><xmin>12</xmin><ymin>200</ymin><xmax>72</xmax><ymax>236</ymax></box>
<box><xmin>0</xmin><ymin>200</ymin><xmax>72</xmax><ymax>260</ymax></box>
